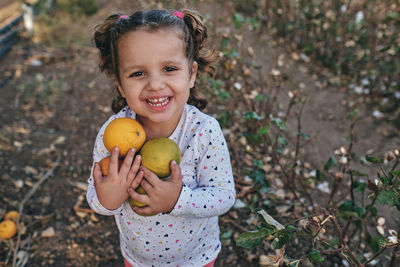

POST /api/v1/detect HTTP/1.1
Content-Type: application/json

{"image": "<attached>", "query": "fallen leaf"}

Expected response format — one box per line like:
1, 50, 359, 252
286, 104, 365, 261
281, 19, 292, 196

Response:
41, 227, 55, 237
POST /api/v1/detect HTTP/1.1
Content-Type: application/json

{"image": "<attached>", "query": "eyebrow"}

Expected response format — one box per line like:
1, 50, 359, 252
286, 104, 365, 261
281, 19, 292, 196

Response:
122, 60, 185, 73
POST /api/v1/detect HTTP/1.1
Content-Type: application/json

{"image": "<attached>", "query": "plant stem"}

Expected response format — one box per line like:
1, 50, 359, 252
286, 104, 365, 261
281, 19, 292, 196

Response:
363, 247, 387, 265
390, 245, 399, 267
330, 216, 363, 267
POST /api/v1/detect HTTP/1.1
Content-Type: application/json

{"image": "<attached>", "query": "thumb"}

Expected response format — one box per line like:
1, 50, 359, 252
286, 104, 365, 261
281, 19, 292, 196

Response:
169, 160, 182, 182
92, 162, 103, 185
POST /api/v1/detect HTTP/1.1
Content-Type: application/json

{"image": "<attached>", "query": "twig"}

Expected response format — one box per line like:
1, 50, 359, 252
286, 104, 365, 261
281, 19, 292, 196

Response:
390, 245, 400, 267
12, 155, 61, 267
220, 217, 249, 232
390, 157, 399, 172
363, 247, 387, 265
330, 216, 363, 267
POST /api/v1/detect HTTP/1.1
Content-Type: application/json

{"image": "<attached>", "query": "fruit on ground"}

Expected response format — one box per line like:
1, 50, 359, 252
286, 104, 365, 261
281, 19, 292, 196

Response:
129, 185, 146, 207
99, 156, 122, 176
139, 137, 181, 178
4, 211, 19, 222
103, 118, 146, 157
0, 220, 17, 239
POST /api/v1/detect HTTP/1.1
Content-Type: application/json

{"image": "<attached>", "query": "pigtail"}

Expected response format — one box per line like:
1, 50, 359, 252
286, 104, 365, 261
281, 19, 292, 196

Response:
181, 9, 218, 110
93, 14, 128, 113
93, 14, 119, 76
181, 9, 217, 77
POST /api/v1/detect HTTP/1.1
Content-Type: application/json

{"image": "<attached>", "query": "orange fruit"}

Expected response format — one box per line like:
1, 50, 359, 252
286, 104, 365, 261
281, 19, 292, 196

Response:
103, 118, 146, 157
140, 137, 181, 178
0, 220, 17, 239
4, 211, 19, 222
99, 156, 122, 176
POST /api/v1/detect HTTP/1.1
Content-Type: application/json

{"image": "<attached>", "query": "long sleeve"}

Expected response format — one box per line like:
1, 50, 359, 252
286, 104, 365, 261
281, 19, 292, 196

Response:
170, 117, 236, 218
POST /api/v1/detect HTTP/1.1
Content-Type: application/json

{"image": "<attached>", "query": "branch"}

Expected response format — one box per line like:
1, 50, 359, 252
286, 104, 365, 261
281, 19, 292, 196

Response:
330, 216, 363, 267
363, 247, 387, 265
12, 155, 61, 267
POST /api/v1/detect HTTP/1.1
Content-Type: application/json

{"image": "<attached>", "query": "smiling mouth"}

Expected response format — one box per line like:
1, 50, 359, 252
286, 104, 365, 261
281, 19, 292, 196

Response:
146, 96, 171, 107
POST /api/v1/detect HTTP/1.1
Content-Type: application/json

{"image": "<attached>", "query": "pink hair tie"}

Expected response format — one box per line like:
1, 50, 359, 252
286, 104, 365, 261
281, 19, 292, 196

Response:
173, 11, 184, 19
119, 15, 129, 20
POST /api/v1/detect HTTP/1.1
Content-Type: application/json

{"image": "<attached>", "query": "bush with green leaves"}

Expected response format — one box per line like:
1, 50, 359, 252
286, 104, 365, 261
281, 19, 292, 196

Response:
256, 0, 399, 124
204, 3, 400, 265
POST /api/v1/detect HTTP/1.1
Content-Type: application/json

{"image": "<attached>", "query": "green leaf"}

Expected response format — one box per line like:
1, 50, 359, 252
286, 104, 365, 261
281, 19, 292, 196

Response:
249, 168, 266, 183
348, 108, 358, 119
278, 134, 287, 146
378, 172, 393, 185
349, 169, 368, 177
220, 37, 229, 48
376, 190, 397, 206
258, 125, 269, 136
221, 231, 233, 240
316, 170, 325, 181
233, 13, 245, 29
338, 200, 363, 218
365, 155, 384, 164
368, 235, 387, 253
272, 227, 295, 249
269, 114, 286, 130
257, 209, 285, 230
352, 180, 367, 192
383, 12, 400, 23
366, 205, 378, 217
217, 90, 231, 102
391, 170, 400, 178
236, 227, 275, 249
253, 159, 263, 169
255, 94, 264, 102
324, 156, 338, 170
243, 111, 263, 120
308, 249, 325, 263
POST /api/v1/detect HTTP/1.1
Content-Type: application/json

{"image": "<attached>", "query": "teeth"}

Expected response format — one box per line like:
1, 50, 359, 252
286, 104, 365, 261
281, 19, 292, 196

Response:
147, 97, 170, 107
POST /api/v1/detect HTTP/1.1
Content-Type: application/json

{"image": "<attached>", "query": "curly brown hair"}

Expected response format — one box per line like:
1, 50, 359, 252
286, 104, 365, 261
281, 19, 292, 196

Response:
93, 9, 217, 113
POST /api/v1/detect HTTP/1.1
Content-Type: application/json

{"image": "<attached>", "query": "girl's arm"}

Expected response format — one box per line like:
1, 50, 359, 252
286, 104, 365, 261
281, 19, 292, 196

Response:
86, 119, 143, 215
169, 118, 236, 218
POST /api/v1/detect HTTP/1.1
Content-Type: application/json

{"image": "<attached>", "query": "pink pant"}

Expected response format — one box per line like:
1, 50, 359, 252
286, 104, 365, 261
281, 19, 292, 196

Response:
124, 257, 216, 267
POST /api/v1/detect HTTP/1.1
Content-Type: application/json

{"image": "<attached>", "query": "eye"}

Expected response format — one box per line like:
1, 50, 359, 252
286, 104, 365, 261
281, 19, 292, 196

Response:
129, 71, 144, 78
164, 66, 177, 72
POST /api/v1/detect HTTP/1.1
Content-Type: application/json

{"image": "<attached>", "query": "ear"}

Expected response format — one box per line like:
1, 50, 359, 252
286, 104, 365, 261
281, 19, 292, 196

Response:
117, 82, 126, 98
189, 61, 198, 88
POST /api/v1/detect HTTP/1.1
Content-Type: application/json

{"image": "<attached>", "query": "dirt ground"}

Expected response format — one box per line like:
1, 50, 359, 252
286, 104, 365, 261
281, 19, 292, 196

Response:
1, 1, 399, 266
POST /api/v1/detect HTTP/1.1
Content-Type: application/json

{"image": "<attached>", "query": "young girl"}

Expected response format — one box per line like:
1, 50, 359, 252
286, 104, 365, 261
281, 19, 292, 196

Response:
86, 9, 236, 267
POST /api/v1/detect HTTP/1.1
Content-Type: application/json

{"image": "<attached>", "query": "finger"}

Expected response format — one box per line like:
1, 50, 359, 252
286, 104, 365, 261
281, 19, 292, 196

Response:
128, 187, 149, 205
92, 163, 103, 184
129, 170, 144, 189
140, 178, 154, 193
132, 205, 155, 216
109, 147, 120, 174
126, 154, 141, 184
140, 166, 159, 186
169, 160, 182, 183
119, 148, 136, 178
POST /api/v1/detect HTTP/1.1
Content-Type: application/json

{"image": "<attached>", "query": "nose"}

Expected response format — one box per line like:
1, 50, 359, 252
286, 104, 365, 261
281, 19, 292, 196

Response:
146, 73, 165, 91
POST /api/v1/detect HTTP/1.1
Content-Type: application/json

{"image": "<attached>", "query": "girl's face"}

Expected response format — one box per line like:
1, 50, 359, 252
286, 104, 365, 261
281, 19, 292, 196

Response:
117, 28, 197, 136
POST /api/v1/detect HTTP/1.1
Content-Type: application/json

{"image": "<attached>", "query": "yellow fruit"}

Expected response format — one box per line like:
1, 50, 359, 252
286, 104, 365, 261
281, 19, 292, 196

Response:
4, 211, 19, 222
103, 118, 146, 158
0, 220, 17, 239
129, 185, 147, 207
139, 137, 181, 178
99, 156, 122, 176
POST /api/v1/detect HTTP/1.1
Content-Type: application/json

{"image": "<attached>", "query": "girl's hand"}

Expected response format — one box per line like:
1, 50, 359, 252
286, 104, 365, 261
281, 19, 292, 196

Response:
128, 160, 183, 215
93, 147, 143, 210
